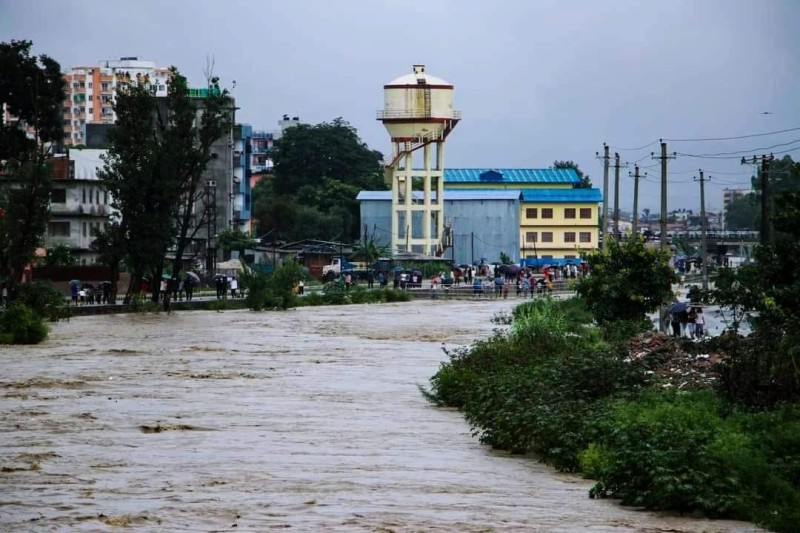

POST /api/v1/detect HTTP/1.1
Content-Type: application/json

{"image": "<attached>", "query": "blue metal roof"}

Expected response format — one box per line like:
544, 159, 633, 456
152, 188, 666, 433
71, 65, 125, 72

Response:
356, 190, 523, 201
444, 168, 580, 184
521, 188, 603, 203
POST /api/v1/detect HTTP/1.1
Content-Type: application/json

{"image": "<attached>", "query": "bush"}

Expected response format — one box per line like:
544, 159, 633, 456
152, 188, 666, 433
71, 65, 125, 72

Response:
586, 390, 800, 530
14, 281, 70, 321
576, 237, 675, 326
0, 303, 48, 344
129, 293, 158, 313
426, 297, 645, 471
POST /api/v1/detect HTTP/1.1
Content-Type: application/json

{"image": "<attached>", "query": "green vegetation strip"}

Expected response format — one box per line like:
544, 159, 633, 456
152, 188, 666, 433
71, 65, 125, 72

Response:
422, 297, 800, 532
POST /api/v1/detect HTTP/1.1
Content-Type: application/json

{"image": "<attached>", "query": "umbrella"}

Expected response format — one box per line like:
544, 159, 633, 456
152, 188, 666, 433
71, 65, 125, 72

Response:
670, 302, 688, 314
393, 266, 404, 273
70, 279, 80, 286
185, 271, 200, 282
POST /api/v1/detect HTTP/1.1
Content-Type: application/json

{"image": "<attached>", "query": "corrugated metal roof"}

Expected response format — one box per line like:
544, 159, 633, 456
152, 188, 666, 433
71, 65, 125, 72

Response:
356, 191, 393, 201
357, 190, 523, 201
521, 188, 603, 203
444, 168, 580, 184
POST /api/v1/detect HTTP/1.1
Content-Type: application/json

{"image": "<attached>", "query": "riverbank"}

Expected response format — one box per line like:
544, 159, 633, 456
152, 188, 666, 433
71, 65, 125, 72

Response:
0, 302, 760, 531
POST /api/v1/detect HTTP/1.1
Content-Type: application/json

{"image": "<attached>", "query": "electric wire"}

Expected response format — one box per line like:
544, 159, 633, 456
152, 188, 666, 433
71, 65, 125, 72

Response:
664, 126, 800, 143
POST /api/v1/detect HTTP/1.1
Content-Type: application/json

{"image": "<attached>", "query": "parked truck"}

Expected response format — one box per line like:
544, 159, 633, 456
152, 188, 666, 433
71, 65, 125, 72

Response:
322, 256, 370, 281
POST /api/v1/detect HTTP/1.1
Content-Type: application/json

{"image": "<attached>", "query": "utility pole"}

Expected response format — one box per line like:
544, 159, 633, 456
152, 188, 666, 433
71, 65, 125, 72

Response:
631, 165, 641, 236
652, 141, 676, 251
596, 144, 610, 249
741, 154, 775, 244
613, 152, 621, 239
652, 141, 676, 334
695, 170, 709, 291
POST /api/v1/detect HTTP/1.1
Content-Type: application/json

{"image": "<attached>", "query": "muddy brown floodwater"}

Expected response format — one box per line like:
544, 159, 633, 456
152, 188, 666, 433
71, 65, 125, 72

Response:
1, 301, 762, 532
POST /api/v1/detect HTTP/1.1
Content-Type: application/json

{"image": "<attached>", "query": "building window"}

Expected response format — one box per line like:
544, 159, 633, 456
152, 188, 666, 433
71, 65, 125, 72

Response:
96, 190, 100, 204
82, 189, 86, 203
541, 232, 553, 243
580, 208, 592, 219
525, 231, 537, 243
48, 221, 70, 237
580, 232, 592, 243
564, 208, 576, 219
564, 232, 576, 243
83, 222, 87, 237
51, 189, 67, 203
104, 191, 108, 205
542, 208, 553, 219
542, 255, 553, 259
526, 207, 538, 219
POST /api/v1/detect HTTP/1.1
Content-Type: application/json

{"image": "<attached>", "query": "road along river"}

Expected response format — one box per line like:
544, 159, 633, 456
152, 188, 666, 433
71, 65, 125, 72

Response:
0, 301, 761, 532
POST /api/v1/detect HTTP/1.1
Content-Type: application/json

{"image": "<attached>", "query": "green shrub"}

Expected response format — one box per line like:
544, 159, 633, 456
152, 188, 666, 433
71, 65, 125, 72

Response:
383, 289, 411, 302
129, 294, 158, 313
15, 281, 70, 321
0, 303, 48, 344
587, 390, 800, 529
208, 298, 229, 312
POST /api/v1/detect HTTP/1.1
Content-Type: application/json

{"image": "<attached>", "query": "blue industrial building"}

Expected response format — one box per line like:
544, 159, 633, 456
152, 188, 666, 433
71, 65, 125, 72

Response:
357, 189, 521, 266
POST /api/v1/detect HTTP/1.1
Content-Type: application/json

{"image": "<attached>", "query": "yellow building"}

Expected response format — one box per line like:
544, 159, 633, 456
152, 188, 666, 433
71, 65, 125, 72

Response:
443, 168, 602, 261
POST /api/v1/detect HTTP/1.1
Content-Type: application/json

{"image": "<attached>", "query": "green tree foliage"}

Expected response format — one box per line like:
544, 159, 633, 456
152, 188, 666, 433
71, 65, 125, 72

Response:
0, 40, 65, 299
98, 68, 230, 302
239, 261, 304, 310
576, 237, 675, 327
553, 160, 592, 188
350, 231, 390, 265
90, 221, 126, 303
725, 192, 759, 230
41, 243, 76, 266
217, 227, 257, 260
252, 119, 384, 242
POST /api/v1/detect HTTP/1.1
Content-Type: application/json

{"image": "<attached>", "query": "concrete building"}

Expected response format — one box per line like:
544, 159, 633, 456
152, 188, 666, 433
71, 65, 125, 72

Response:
443, 168, 601, 260
358, 189, 520, 266
358, 167, 602, 264
46, 148, 113, 264
61, 57, 170, 146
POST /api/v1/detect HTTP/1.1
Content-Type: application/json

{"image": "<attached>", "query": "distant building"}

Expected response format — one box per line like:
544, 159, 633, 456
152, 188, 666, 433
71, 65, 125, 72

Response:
358, 167, 602, 264
46, 148, 114, 264
61, 57, 170, 146
722, 187, 748, 227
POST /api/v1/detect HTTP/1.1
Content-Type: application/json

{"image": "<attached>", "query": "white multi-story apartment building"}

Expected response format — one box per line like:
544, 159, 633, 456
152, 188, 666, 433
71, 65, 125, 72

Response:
63, 57, 169, 146
46, 148, 115, 263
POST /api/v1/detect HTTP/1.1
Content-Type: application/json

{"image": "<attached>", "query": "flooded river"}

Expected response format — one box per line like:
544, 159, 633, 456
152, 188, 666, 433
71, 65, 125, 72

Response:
1, 301, 761, 532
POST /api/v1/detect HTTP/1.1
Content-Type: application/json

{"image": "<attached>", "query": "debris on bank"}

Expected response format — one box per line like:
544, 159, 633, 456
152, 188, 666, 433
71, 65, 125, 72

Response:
625, 331, 722, 389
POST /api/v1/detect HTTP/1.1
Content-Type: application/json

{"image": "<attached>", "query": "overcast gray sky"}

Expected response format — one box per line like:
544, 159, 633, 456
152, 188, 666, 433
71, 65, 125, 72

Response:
3, 0, 799, 213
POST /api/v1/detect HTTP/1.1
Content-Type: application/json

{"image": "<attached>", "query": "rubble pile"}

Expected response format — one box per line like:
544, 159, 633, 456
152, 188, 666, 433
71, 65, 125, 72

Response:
625, 331, 723, 389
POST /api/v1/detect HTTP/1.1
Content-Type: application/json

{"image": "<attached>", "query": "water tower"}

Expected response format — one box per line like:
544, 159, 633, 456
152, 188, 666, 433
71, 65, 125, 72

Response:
377, 64, 460, 256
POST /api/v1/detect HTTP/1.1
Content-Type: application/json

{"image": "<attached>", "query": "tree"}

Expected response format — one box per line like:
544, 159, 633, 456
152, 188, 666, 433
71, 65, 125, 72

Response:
254, 118, 384, 242
41, 244, 76, 266
576, 237, 676, 326
97, 68, 231, 302
351, 231, 390, 265
90, 221, 126, 303
0, 40, 65, 300
553, 160, 592, 188
217, 227, 257, 260
725, 192, 758, 230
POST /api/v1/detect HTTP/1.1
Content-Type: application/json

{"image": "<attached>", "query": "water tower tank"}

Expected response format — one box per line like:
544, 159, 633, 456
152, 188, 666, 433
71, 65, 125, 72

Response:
378, 64, 460, 142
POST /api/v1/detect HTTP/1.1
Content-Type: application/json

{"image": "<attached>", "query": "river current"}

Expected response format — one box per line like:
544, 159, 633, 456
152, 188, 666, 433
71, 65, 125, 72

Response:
0, 301, 761, 532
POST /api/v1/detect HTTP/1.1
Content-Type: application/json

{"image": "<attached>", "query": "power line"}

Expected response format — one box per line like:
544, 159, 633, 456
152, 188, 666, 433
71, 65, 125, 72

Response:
676, 138, 800, 158
677, 145, 800, 160
611, 140, 660, 151
664, 125, 800, 142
